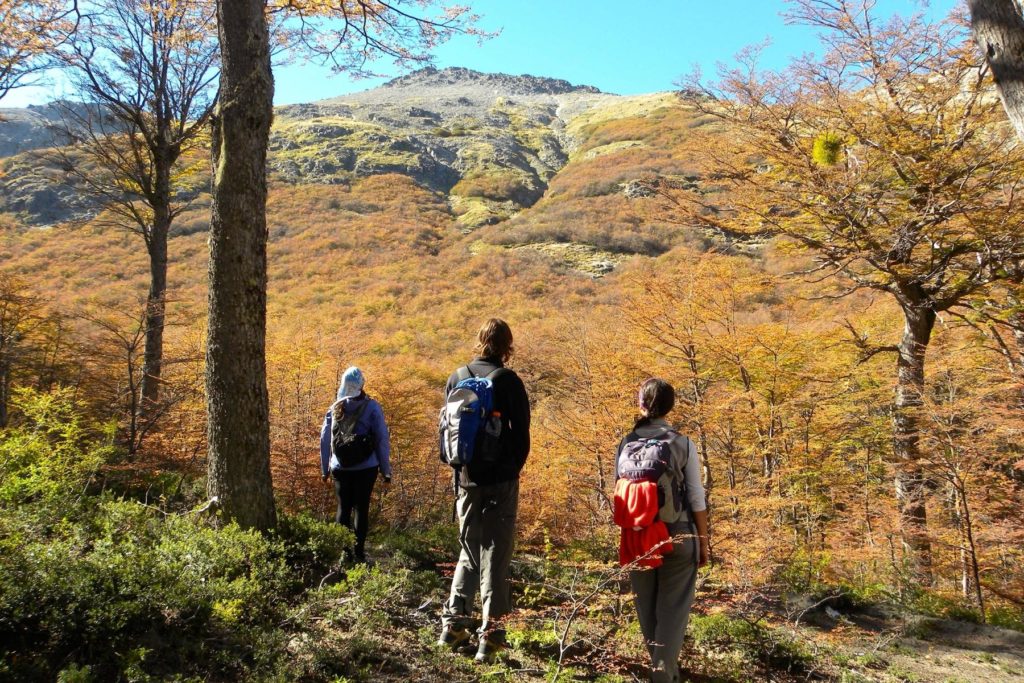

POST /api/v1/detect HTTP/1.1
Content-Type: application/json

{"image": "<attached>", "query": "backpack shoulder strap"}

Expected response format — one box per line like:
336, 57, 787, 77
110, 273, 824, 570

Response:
335, 398, 370, 433
670, 433, 693, 513
614, 430, 638, 477
485, 366, 509, 381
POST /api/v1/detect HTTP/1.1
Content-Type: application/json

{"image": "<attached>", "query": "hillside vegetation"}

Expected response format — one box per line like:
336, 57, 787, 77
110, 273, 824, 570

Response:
1, 54, 1023, 683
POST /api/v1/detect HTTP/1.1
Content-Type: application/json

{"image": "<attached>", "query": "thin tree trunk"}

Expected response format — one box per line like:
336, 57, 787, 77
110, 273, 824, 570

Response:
957, 478, 987, 621
893, 301, 935, 586
140, 212, 168, 417
952, 484, 970, 599
1010, 309, 1024, 412
969, 0, 1024, 141
0, 352, 9, 428
206, 0, 277, 531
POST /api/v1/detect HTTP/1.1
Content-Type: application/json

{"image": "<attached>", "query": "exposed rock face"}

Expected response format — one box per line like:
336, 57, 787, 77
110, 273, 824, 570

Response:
380, 66, 603, 96
0, 68, 623, 227
0, 105, 66, 158
271, 67, 618, 226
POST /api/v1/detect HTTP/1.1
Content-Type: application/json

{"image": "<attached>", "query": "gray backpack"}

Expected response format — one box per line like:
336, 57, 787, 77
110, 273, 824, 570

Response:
616, 430, 690, 523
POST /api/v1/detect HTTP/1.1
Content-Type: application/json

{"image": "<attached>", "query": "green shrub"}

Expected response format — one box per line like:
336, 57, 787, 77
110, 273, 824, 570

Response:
812, 131, 845, 166
911, 591, 983, 624
328, 563, 438, 631
507, 623, 560, 656
55, 664, 93, 683
0, 388, 117, 510
777, 548, 831, 595
0, 499, 293, 680
276, 511, 354, 583
988, 606, 1024, 633
374, 522, 459, 568
689, 612, 811, 673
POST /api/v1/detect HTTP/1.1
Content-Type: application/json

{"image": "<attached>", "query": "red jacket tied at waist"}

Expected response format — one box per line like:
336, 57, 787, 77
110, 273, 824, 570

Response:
613, 478, 672, 568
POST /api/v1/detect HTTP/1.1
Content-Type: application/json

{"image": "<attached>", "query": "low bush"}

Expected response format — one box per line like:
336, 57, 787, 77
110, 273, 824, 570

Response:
911, 591, 984, 625
0, 390, 367, 681
690, 612, 812, 673
0, 387, 116, 512
988, 606, 1024, 633
0, 498, 296, 680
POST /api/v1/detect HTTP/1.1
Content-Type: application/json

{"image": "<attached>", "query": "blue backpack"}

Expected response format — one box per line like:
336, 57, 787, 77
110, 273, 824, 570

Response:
439, 366, 505, 468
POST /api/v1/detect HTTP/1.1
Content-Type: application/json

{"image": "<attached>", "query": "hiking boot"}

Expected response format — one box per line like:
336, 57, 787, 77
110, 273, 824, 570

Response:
473, 633, 506, 664
437, 625, 471, 649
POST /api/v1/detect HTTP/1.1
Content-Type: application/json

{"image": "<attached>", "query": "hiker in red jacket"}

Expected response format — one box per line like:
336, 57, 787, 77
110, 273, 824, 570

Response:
615, 378, 709, 683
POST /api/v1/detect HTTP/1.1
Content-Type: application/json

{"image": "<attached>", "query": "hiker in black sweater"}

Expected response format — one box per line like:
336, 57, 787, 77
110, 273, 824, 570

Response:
437, 318, 530, 663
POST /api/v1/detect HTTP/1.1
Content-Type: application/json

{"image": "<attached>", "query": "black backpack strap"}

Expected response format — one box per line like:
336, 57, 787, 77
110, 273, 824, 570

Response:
613, 430, 637, 478
456, 366, 473, 381
337, 398, 370, 434
353, 399, 370, 425
484, 366, 509, 381
674, 433, 693, 514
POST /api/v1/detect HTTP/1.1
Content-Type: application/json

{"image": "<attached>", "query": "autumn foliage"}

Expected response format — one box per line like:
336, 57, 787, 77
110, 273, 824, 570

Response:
1, 0, 1023, 644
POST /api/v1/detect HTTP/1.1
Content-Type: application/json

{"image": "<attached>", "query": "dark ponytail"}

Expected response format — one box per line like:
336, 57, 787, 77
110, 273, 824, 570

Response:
633, 378, 675, 430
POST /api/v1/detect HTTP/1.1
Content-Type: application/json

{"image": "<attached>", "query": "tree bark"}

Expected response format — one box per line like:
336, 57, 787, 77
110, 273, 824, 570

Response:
969, 0, 1024, 141
206, 0, 276, 531
893, 300, 936, 586
0, 351, 9, 428
140, 209, 168, 417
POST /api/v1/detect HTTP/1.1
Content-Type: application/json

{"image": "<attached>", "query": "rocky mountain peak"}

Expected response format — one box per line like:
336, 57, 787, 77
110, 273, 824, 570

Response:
381, 66, 602, 96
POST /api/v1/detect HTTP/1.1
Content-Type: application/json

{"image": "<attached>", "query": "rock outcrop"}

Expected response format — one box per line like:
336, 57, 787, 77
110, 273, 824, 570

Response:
0, 68, 623, 228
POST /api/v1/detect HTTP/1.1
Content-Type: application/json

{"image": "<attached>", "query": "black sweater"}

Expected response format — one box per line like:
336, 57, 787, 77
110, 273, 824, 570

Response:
445, 356, 531, 487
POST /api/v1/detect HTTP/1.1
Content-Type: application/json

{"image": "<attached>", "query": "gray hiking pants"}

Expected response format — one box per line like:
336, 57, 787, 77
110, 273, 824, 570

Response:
441, 479, 519, 636
630, 522, 700, 683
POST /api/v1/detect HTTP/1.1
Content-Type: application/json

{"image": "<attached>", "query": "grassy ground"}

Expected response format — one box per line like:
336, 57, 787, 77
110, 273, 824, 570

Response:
295, 528, 1024, 683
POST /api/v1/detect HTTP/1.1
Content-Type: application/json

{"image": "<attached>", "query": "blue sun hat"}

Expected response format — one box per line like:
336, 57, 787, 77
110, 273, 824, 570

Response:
337, 366, 365, 400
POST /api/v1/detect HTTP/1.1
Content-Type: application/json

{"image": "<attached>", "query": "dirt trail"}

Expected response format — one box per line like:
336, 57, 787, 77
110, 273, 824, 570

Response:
798, 604, 1024, 682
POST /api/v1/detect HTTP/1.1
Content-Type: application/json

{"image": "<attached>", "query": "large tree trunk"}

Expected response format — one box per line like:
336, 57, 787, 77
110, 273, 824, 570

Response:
969, 0, 1024, 141
205, 0, 276, 531
893, 301, 936, 586
140, 208, 168, 418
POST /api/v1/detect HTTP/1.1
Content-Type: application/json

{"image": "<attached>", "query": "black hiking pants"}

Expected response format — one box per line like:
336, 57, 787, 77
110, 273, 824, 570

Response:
333, 467, 378, 559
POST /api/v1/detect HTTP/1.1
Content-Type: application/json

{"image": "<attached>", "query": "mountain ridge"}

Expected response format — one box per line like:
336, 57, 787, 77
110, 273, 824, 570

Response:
378, 66, 604, 95
1, 67, 679, 232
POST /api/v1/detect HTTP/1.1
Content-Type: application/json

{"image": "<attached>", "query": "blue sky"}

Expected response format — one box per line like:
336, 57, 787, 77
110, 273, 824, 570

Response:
3, 0, 960, 108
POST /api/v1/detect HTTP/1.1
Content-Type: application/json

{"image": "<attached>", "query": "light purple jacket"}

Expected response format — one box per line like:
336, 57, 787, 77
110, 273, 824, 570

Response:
319, 394, 392, 478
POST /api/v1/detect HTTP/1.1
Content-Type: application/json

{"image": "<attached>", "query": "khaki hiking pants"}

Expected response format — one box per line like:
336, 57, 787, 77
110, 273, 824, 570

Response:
630, 521, 700, 683
441, 479, 519, 636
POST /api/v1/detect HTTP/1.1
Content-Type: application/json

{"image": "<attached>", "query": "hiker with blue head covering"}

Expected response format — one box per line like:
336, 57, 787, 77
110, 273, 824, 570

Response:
319, 366, 392, 563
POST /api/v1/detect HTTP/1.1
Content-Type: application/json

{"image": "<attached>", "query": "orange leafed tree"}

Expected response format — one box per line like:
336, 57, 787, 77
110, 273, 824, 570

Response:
652, 0, 1024, 584
54, 0, 219, 425
0, 0, 75, 102
206, 0, 484, 530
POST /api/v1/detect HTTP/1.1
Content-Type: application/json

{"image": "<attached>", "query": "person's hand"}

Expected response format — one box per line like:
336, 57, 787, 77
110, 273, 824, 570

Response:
321, 474, 329, 483
382, 475, 392, 486
698, 538, 710, 568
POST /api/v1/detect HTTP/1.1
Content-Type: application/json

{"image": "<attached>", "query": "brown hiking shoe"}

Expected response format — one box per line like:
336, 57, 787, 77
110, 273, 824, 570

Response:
473, 633, 506, 663
437, 625, 471, 649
